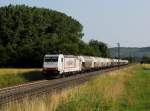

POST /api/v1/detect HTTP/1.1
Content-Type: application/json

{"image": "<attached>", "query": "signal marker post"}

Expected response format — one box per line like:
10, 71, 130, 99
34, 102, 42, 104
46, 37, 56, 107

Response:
117, 43, 120, 69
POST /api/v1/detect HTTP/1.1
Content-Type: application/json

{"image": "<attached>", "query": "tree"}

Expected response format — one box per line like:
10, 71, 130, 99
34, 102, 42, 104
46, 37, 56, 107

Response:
0, 5, 110, 67
141, 55, 150, 64
89, 39, 110, 57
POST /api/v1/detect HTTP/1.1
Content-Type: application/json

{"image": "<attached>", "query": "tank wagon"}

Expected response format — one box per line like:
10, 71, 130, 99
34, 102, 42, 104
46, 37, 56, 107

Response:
43, 54, 128, 77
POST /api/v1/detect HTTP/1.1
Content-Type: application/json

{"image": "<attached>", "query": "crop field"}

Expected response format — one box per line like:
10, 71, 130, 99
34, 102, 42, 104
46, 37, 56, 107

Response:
0, 68, 42, 76
3, 64, 150, 111
0, 68, 44, 88
141, 64, 150, 70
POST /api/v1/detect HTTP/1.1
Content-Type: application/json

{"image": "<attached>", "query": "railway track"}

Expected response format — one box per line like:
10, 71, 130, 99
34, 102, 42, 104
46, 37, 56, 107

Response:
0, 65, 129, 107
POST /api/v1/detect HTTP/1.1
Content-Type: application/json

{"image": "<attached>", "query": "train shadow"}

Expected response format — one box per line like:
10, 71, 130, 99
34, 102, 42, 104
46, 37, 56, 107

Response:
18, 70, 45, 81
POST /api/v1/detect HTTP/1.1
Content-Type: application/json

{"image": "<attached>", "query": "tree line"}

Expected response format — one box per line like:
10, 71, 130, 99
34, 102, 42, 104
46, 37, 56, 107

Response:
141, 56, 150, 64
0, 5, 110, 67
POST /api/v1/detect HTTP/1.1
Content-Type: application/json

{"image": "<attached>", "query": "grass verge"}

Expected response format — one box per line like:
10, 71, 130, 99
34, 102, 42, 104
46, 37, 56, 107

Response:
2, 64, 150, 111
0, 69, 44, 88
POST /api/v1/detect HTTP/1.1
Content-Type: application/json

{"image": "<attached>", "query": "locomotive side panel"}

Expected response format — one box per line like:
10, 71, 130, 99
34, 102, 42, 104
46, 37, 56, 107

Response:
63, 55, 81, 73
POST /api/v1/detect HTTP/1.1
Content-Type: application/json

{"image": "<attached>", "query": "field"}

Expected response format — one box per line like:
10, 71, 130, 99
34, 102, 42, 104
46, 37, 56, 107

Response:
0, 68, 44, 88
141, 64, 150, 70
3, 64, 150, 111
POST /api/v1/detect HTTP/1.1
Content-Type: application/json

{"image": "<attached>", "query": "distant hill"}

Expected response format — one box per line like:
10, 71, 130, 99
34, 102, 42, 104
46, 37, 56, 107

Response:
109, 47, 150, 58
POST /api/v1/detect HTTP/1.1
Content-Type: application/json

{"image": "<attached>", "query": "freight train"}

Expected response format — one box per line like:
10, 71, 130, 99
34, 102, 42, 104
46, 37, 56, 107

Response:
43, 54, 128, 77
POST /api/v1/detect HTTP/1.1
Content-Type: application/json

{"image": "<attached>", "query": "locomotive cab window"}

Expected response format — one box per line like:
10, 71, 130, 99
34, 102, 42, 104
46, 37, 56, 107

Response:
44, 57, 58, 62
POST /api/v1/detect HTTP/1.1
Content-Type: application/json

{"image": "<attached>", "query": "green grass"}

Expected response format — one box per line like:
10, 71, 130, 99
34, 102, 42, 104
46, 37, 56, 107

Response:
3, 65, 150, 111
0, 69, 45, 88
55, 65, 150, 111
124, 66, 150, 111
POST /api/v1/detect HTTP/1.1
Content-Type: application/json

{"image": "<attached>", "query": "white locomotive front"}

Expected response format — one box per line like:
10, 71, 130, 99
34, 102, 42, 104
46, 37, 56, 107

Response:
43, 54, 81, 76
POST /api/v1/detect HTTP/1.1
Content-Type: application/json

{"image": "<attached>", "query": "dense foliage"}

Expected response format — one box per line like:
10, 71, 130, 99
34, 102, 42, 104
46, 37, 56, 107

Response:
141, 56, 150, 64
89, 40, 110, 57
0, 5, 109, 67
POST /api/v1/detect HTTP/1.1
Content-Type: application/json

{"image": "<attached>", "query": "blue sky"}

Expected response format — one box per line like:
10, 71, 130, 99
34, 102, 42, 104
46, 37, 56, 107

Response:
0, 0, 150, 47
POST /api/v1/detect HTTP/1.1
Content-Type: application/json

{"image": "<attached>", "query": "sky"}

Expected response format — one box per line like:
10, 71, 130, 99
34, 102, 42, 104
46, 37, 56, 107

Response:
0, 0, 150, 47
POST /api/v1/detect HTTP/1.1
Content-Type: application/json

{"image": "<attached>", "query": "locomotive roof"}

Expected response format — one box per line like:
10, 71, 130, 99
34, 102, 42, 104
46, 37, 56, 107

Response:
44, 54, 78, 58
